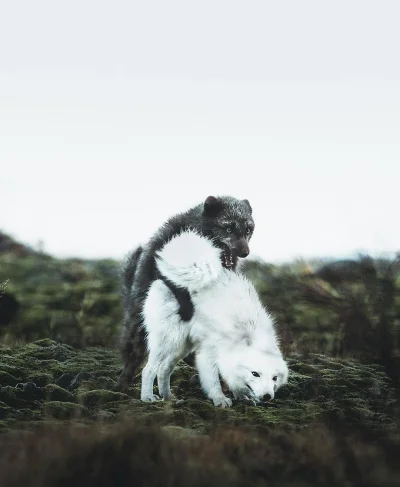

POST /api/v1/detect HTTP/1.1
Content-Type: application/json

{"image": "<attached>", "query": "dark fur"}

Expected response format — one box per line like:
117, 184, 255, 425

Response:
115, 195, 255, 391
156, 271, 194, 321
120, 246, 143, 309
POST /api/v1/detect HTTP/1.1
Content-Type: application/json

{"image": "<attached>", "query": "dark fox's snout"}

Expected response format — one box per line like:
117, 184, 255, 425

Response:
235, 240, 250, 258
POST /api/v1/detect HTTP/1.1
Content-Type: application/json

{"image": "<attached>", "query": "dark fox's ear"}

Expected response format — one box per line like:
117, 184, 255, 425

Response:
242, 199, 252, 213
203, 196, 223, 216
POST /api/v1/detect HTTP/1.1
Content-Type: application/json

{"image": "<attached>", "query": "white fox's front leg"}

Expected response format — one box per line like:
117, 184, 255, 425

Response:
196, 349, 232, 408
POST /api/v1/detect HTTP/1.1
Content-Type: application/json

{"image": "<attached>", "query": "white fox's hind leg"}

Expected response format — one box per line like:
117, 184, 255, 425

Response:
140, 354, 161, 402
142, 337, 189, 402
196, 349, 232, 408
141, 278, 191, 402
157, 350, 186, 401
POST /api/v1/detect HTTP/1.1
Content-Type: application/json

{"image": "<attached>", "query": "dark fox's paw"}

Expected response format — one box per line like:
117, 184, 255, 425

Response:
114, 379, 129, 393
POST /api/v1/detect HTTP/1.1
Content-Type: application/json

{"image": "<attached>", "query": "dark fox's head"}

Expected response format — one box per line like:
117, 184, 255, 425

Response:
201, 195, 255, 268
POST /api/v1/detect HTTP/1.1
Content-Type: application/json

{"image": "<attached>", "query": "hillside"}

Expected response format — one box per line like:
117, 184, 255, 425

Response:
0, 232, 399, 486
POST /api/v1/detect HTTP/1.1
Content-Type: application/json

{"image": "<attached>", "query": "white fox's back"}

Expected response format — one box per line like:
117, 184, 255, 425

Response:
190, 269, 279, 354
154, 230, 279, 355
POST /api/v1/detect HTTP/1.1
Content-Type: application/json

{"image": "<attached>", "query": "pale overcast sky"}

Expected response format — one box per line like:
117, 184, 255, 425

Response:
1, 1, 399, 263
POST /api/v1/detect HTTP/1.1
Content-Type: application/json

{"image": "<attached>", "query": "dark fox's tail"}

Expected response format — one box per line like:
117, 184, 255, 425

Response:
116, 245, 147, 391
120, 246, 143, 309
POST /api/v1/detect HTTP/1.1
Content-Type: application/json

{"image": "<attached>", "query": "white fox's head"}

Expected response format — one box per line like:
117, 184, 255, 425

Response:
217, 346, 289, 403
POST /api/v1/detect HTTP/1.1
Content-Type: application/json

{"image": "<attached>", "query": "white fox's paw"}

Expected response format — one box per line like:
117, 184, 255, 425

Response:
212, 395, 232, 408
162, 392, 176, 402
141, 394, 161, 403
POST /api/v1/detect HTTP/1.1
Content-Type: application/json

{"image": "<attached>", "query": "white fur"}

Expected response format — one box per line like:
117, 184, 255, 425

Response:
155, 230, 222, 292
141, 231, 289, 407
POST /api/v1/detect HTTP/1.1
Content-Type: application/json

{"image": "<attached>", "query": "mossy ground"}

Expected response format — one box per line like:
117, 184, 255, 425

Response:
1, 235, 400, 485
0, 341, 399, 486
0, 339, 397, 437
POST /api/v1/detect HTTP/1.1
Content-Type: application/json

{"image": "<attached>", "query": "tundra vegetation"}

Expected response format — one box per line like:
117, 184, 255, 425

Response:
0, 230, 399, 486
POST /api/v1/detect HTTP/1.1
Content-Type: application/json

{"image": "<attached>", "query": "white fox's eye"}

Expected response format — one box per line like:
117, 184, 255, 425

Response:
273, 375, 278, 381
251, 371, 260, 377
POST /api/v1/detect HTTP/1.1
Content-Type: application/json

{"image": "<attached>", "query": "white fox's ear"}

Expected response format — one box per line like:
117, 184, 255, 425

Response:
242, 199, 252, 213
203, 196, 223, 217
239, 333, 252, 347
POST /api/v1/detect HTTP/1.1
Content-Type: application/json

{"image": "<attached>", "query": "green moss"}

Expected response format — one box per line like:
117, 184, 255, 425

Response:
11, 408, 43, 422
32, 338, 61, 347
20, 341, 75, 362
181, 398, 219, 421
0, 386, 40, 408
289, 362, 320, 375
0, 371, 18, 386
77, 390, 130, 408
43, 384, 75, 403
75, 376, 116, 394
17, 306, 51, 340
25, 372, 53, 387
0, 339, 396, 436
0, 363, 23, 381
43, 401, 87, 420
0, 401, 10, 419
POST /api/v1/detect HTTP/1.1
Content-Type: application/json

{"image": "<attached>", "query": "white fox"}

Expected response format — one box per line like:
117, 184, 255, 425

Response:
140, 230, 289, 407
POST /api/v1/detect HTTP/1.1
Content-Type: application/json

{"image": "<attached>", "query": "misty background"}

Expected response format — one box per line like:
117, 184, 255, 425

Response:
1, 1, 399, 263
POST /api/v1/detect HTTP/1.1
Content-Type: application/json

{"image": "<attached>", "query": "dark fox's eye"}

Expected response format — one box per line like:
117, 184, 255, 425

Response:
226, 227, 232, 233
246, 227, 251, 235
252, 371, 260, 377
273, 376, 278, 381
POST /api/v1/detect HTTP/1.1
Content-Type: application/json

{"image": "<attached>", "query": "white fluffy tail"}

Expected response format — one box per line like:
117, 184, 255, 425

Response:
155, 230, 222, 292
